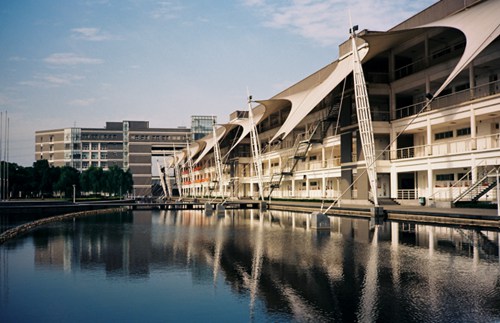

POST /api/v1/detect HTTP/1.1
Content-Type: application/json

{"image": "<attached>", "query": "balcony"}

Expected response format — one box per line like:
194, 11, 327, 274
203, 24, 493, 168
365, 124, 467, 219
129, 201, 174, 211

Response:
396, 79, 500, 119
392, 133, 500, 160
394, 39, 465, 80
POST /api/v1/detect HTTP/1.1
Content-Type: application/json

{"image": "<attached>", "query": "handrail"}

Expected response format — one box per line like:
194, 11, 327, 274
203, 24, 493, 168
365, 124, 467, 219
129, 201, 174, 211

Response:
392, 133, 500, 160
452, 166, 497, 203
429, 160, 486, 201
395, 79, 500, 120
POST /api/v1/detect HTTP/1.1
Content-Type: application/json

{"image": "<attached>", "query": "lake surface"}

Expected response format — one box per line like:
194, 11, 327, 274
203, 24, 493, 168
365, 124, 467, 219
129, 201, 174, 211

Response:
1, 209, 500, 322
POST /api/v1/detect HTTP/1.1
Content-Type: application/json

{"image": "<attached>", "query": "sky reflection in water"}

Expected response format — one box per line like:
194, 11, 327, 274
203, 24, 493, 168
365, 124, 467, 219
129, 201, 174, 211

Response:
1, 209, 500, 322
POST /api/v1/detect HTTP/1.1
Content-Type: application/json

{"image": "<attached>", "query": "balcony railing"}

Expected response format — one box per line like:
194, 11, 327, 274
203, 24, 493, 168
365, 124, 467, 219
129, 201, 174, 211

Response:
394, 39, 465, 80
392, 133, 500, 160
395, 79, 500, 120
398, 189, 417, 200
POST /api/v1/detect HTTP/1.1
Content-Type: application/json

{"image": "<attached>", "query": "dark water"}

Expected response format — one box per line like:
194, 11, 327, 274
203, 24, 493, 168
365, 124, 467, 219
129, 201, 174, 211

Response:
1, 209, 500, 322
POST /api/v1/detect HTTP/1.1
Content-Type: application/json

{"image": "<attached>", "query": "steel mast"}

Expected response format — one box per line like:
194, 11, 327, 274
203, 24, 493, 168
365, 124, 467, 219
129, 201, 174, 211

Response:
248, 94, 264, 201
350, 24, 379, 206
212, 121, 224, 198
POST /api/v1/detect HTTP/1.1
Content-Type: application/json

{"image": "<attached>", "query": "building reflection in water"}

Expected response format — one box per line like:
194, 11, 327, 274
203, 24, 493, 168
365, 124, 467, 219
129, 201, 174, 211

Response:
26, 209, 500, 321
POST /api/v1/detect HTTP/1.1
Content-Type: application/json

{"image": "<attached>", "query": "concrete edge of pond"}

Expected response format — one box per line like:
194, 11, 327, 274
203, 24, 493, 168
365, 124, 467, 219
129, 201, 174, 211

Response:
0, 207, 126, 245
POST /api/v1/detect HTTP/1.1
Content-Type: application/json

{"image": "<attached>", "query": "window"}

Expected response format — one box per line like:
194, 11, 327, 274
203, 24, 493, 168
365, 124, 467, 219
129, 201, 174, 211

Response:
435, 131, 453, 140
456, 127, 471, 137
91, 143, 99, 150
436, 174, 454, 181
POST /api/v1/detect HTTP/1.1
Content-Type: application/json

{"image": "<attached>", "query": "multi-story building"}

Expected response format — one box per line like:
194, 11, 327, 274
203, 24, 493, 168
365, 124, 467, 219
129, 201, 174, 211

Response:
35, 121, 190, 196
180, 0, 500, 207
191, 115, 217, 140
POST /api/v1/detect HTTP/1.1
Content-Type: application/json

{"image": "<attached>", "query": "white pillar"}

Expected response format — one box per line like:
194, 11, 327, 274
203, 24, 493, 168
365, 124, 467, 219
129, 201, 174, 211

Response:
470, 105, 477, 150
322, 176, 326, 199
391, 167, 398, 199
321, 146, 326, 168
427, 162, 433, 201
427, 117, 432, 156
390, 128, 397, 160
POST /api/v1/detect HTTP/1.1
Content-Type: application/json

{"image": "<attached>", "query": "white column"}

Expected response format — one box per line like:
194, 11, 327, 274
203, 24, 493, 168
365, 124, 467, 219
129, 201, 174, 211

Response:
427, 162, 433, 201
391, 167, 398, 199
390, 128, 397, 160
321, 146, 326, 168
322, 176, 326, 199
470, 105, 477, 150
426, 117, 432, 156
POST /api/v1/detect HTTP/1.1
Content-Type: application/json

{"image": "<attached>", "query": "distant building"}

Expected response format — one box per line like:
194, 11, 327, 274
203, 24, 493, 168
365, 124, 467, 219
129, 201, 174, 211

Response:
35, 121, 191, 196
191, 115, 217, 140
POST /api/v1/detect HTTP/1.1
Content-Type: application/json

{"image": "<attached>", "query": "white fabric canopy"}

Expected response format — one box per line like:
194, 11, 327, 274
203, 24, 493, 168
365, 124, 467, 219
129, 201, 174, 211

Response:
270, 46, 368, 142
422, 0, 500, 97
268, 1, 499, 142
173, 150, 186, 166
193, 125, 228, 165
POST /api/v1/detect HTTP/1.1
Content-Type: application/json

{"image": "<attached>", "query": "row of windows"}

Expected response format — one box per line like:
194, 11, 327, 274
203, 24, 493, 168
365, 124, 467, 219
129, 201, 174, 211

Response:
131, 134, 187, 141
434, 127, 471, 140
81, 133, 119, 140
436, 173, 471, 181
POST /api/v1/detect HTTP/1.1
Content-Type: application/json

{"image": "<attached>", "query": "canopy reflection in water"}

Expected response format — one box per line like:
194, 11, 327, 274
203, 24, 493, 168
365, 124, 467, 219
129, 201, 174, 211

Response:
1, 209, 500, 322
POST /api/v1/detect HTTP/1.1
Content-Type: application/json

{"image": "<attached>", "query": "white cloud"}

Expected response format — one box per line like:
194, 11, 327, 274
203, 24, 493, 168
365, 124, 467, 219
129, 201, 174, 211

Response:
71, 27, 114, 41
69, 98, 96, 106
44, 53, 104, 65
151, 1, 184, 20
9, 56, 27, 62
243, 0, 436, 47
19, 73, 84, 88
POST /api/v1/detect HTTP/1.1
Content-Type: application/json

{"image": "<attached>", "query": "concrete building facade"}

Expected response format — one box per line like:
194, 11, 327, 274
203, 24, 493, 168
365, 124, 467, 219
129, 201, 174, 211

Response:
178, 0, 500, 207
35, 121, 190, 196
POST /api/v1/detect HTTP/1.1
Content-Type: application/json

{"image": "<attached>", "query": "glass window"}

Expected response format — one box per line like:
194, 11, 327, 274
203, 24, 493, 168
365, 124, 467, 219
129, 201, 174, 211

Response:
436, 174, 454, 181
434, 131, 453, 140
456, 127, 471, 136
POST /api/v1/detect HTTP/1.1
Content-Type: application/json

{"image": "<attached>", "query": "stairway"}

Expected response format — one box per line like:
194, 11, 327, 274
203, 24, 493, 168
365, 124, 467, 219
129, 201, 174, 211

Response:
453, 168, 498, 204
376, 198, 400, 206
267, 104, 340, 198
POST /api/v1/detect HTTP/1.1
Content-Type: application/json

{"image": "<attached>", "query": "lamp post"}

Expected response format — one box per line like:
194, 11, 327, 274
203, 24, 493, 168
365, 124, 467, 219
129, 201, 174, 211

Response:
73, 184, 76, 204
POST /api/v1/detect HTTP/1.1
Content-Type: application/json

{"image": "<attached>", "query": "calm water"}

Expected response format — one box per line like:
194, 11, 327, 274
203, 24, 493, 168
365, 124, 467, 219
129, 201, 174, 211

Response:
1, 209, 500, 322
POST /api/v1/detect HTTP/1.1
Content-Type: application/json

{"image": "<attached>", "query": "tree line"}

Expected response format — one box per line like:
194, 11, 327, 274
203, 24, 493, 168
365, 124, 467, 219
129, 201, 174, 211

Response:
6, 160, 133, 199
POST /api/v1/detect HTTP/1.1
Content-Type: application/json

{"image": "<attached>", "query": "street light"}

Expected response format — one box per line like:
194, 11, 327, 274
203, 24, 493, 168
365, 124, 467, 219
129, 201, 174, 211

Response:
73, 184, 76, 204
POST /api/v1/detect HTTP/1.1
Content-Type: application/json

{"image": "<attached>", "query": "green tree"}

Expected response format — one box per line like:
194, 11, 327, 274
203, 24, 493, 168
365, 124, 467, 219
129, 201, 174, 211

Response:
54, 166, 80, 198
32, 160, 54, 197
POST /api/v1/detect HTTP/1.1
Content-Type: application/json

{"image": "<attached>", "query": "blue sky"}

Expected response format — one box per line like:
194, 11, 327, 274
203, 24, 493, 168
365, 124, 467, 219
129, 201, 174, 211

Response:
0, 0, 436, 166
